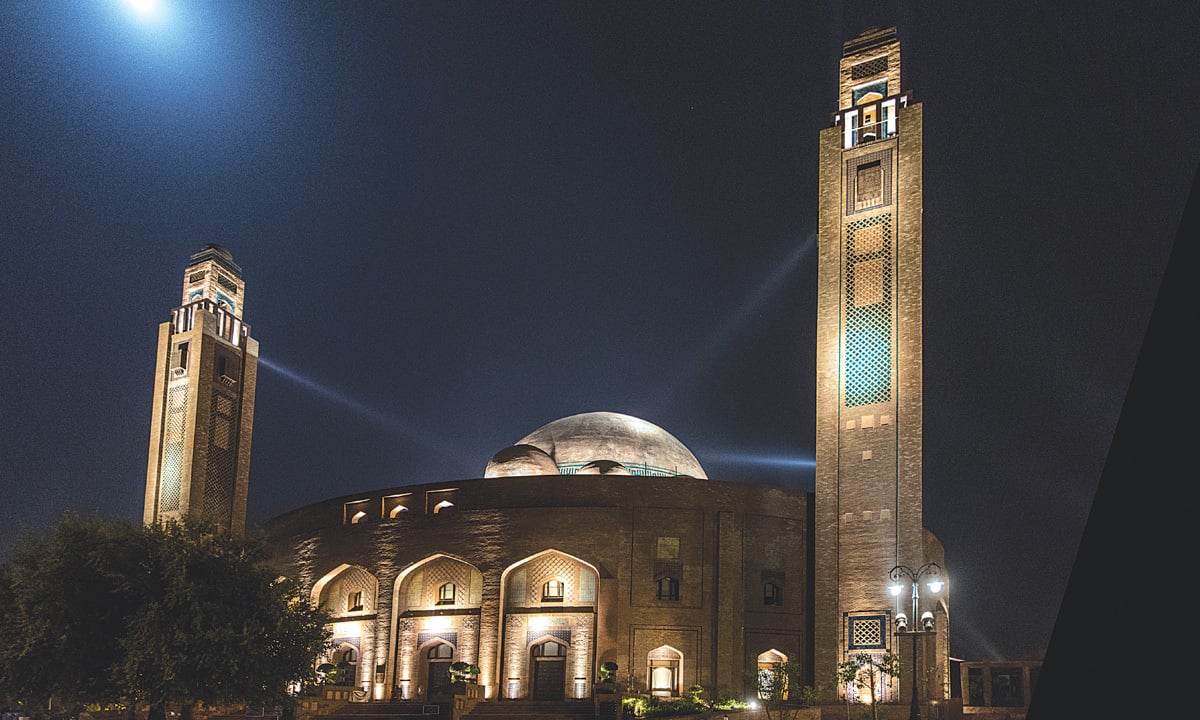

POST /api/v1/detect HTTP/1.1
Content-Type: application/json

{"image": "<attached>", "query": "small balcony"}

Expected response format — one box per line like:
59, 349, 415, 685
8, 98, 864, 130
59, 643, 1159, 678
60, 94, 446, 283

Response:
169, 298, 251, 347
834, 92, 911, 149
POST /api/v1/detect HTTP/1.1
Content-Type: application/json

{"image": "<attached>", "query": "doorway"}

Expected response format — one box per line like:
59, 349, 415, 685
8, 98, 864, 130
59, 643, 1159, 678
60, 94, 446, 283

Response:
425, 642, 454, 699
531, 639, 567, 700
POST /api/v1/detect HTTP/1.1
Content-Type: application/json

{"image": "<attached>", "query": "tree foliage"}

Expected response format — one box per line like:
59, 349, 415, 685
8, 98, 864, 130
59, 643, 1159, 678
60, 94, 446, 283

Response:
0, 514, 331, 718
0, 513, 143, 708
749, 660, 818, 720
446, 661, 479, 684
834, 652, 901, 720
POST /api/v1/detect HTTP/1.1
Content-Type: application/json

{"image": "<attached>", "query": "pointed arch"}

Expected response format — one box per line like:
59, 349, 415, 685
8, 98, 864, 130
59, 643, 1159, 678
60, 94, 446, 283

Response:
496, 549, 601, 700
311, 563, 378, 616
387, 554, 484, 702
498, 548, 600, 609
647, 645, 683, 698
757, 649, 789, 700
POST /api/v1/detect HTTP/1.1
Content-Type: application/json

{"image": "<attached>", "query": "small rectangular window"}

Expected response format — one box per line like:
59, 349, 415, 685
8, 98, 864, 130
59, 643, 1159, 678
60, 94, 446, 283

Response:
848, 615, 886, 649
542, 579, 565, 601
344, 499, 371, 525
215, 353, 239, 383
856, 160, 883, 209
176, 342, 189, 370
656, 577, 679, 601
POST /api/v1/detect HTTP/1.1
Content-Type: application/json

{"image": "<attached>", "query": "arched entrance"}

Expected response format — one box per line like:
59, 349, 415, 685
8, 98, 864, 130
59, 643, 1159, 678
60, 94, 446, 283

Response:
647, 645, 682, 698
390, 555, 484, 702
328, 643, 359, 687
757, 649, 789, 700
498, 549, 600, 700
530, 639, 567, 700
425, 642, 454, 700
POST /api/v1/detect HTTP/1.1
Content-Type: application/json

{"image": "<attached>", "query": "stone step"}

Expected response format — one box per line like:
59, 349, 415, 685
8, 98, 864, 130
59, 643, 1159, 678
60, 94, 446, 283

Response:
315, 702, 447, 719
461, 700, 595, 719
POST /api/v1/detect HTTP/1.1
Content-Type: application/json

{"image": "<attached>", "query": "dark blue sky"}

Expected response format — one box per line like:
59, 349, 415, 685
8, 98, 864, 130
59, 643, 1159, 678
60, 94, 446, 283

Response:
2, 0, 1196, 665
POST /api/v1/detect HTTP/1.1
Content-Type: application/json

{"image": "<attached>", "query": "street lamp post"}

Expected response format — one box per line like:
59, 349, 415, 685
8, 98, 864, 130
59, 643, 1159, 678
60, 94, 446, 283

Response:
888, 562, 943, 720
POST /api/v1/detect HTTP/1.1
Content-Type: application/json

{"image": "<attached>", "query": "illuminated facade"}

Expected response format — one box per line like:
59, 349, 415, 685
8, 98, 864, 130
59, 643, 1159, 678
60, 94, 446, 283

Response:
813, 26, 949, 703
263, 412, 812, 703
210, 25, 951, 710
143, 244, 259, 536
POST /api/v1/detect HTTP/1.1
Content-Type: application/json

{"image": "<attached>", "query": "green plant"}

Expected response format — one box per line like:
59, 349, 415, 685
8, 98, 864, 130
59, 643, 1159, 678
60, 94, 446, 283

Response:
835, 652, 900, 720
622, 694, 650, 717
618, 684, 737, 718
447, 662, 480, 684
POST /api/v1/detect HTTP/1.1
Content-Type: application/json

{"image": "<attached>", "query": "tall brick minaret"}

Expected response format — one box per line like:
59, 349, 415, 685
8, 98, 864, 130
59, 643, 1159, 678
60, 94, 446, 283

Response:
144, 244, 259, 535
813, 27, 949, 704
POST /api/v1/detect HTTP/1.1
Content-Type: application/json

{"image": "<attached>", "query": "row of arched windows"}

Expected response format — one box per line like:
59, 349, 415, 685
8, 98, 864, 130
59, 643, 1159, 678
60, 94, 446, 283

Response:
343, 578, 574, 612
350, 578, 779, 610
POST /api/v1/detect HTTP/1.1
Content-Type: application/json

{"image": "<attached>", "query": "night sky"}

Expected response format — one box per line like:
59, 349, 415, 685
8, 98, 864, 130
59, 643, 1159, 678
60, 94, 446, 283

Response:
2, 1, 1196, 667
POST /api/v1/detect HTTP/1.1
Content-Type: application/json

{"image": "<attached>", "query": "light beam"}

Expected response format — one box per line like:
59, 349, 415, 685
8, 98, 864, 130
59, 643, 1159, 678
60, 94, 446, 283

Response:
640, 229, 817, 413
703, 451, 816, 470
258, 355, 463, 463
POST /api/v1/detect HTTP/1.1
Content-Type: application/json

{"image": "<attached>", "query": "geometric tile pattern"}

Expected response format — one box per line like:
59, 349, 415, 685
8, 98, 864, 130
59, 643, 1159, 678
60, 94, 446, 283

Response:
844, 213, 893, 407
524, 553, 588, 605
158, 386, 188, 513
849, 614, 887, 650
851, 56, 888, 80
846, 149, 893, 215
203, 389, 237, 523
418, 557, 477, 609
526, 629, 571, 645
322, 565, 378, 614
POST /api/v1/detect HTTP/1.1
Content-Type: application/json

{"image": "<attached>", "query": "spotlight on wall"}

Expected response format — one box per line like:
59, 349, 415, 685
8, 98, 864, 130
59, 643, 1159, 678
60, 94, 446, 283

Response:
895, 613, 908, 631
920, 611, 934, 631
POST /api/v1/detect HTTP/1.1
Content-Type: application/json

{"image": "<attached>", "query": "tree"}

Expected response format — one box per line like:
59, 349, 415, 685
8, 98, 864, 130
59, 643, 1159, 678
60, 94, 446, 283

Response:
0, 513, 144, 712
0, 514, 331, 720
834, 652, 901, 720
116, 520, 331, 719
748, 660, 818, 720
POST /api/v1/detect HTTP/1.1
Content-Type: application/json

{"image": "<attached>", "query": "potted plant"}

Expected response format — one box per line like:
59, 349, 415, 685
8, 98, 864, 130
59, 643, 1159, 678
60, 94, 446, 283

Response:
448, 661, 480, 685
597, 661, 619, 691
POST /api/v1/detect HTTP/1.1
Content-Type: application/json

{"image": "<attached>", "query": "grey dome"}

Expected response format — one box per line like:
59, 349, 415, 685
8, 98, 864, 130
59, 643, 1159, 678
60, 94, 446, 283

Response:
483, 444, 560, 478
485, 411, 706, 479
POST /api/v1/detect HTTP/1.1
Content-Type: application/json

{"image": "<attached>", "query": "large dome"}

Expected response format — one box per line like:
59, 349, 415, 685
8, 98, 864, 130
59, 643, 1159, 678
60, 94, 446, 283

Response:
483, 411, 707, 479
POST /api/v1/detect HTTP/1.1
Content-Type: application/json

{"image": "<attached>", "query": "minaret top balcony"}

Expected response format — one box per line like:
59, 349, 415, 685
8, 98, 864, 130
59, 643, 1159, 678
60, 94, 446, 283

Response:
833, 91, 912, 149
833, 26, 907, 149
169, 298, 251, 348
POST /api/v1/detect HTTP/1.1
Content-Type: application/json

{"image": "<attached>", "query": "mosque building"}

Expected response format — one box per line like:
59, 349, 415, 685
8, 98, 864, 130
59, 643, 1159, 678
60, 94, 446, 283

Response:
144, 26, 950, 713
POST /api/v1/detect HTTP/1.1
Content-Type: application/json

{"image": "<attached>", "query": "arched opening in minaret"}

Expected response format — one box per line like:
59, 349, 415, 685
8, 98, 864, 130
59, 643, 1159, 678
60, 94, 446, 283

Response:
857, 90, 884, 140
